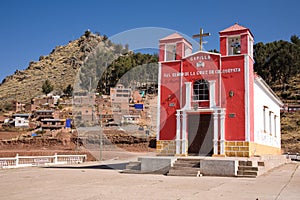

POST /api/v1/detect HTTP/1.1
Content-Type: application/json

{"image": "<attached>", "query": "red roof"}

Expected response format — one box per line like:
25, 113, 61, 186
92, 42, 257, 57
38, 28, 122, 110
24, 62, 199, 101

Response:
220, 23, 248, 33
159, 33, 184, 41
219, 23, 253, 37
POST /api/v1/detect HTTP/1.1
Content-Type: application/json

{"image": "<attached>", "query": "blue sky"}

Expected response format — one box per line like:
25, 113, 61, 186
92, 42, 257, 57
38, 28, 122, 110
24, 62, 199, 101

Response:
0, 0, 299, 82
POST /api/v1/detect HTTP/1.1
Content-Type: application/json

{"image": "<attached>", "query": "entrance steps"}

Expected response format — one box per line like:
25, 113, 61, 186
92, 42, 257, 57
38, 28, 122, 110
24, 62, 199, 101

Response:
121, 155, 290, 177
167, 158, 201, 177
237, 161, 260, 178
237, 155, 290, 178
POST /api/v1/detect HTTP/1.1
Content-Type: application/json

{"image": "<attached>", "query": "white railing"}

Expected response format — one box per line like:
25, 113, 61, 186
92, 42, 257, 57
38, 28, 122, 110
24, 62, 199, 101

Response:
0, 153, 87, 169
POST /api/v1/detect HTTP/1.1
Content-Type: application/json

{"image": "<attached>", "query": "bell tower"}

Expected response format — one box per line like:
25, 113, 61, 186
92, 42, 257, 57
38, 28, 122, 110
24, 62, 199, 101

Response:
159, 33, 192, 62
219, 23, 254, 57
219, 23, 255, 144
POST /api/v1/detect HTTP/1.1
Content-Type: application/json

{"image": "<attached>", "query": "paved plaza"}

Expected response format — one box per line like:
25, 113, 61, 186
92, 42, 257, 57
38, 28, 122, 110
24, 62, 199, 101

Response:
0, 161, 299, 200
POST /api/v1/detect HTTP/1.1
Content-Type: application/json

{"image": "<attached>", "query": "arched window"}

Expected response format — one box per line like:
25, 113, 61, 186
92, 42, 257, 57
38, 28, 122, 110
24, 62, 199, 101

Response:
193, 79, 209, 101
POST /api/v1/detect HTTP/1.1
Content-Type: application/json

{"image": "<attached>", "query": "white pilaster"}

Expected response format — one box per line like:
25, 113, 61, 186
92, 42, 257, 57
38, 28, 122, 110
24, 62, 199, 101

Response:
183, 82, 192, 110
213, 110, 219, 155
220, 109, 226, 155
156, 62, 162, 141
175, 110, 181, 154
244, 55, 250, 141
181, 111, 187, 155
209, 80, 216, 108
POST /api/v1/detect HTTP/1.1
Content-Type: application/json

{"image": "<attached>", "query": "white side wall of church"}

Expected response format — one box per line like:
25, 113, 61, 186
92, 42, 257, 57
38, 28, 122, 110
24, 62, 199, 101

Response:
253, 80, 281, 148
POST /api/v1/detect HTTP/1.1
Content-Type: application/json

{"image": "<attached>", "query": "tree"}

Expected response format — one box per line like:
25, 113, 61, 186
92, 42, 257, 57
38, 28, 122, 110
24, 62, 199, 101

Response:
63, 84, 73, 97
42, 80, 53, 96
254, 36, 300, 100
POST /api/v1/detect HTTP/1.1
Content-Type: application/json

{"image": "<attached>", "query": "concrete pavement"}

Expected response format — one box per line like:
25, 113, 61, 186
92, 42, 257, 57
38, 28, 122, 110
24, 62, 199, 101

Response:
0, 162, 299, 200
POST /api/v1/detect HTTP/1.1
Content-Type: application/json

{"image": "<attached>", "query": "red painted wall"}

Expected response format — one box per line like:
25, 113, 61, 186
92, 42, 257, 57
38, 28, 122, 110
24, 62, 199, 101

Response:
240, 35, 248, 54
159, 44, 165, 61
176, 42, 183, 60
159, 61, 181, 140
159, 27, 255, 143
220, 37, 227, 56
221, 55, 246, 141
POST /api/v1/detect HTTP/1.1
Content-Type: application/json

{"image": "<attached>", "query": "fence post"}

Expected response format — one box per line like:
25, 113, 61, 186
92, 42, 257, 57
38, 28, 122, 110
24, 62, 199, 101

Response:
16, 154, 19, 167
54, 153, 58, 164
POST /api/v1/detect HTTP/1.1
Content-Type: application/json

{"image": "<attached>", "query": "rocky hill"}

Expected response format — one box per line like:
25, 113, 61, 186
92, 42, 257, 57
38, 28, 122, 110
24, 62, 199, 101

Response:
0, 31, 104, 109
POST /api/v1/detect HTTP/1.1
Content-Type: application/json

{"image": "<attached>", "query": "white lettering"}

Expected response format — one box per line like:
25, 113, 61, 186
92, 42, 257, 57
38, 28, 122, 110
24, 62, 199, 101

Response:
189, 54, 211, 62
163, 68, 241, 78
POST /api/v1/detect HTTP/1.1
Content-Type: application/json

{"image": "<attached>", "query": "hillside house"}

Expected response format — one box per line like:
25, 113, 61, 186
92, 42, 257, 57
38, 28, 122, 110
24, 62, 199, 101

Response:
12, 113, 32, 127
35, 110, 54, 121
41, 119, 65, 130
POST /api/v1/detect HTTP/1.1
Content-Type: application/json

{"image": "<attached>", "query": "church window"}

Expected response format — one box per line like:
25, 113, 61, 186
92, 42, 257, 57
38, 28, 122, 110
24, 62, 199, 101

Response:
263, 106, 268, 133
274, 115, 277, 137
193, 79, 209, 101
269, 111, 272, 135
165, 44, 176, 61
228, 36, 241, 55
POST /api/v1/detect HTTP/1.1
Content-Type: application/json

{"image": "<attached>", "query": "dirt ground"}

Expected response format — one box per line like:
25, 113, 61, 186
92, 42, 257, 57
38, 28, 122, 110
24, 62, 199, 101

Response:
0, 130, 155, 161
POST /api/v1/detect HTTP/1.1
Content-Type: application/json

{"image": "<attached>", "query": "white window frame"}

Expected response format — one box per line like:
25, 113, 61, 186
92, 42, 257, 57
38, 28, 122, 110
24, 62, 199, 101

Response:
192, 79, 209, 102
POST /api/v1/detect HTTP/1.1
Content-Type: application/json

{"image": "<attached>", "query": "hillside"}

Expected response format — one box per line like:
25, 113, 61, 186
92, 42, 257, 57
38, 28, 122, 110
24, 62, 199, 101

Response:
0, 31, 299, 153
0, 31, 104, 110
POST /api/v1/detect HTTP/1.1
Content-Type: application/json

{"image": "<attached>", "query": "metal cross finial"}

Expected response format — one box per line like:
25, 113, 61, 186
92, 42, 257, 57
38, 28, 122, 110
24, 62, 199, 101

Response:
192, 28, 210, 51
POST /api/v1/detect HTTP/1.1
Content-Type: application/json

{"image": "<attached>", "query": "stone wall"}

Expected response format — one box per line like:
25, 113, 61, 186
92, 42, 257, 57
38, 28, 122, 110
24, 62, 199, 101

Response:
156, 140, 176, 155
225, 141, 281, 157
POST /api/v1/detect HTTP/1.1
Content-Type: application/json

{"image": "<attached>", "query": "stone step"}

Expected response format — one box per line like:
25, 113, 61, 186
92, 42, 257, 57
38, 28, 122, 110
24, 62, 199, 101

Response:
236, 174, 257, 178
176, 158, 201, 162
168, 169, 201, 177
237, 170, 258, 176
238, 166, 258, 171
173, 162, 200, 168
170, 166, 200, 172
258, 161, 265, 167
238, 161, 253, 166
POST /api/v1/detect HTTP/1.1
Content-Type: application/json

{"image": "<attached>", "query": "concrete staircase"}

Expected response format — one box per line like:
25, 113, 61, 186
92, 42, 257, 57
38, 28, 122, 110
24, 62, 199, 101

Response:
237, 161, 259, 178
237, 155, 290, 178
167, 158, 201, 177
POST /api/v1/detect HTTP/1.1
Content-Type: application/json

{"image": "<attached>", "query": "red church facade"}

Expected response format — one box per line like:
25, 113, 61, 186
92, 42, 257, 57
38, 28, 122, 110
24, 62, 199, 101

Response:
156, 24, 283, 157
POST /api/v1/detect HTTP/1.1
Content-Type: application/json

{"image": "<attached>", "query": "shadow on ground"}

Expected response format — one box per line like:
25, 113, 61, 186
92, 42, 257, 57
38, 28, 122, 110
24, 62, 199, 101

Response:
44, 162, 129, 170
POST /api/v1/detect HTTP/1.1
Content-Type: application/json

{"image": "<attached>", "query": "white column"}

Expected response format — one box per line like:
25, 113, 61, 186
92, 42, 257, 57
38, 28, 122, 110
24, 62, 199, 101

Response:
244, 55, 250, 141
181, 111, 187, 155
175, 110, 181, 155
183, 82, 192, 110
156, 62, 162, 141
208, 80, 216, 108
220, 109, 226, 155
213, 110, 219, 155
